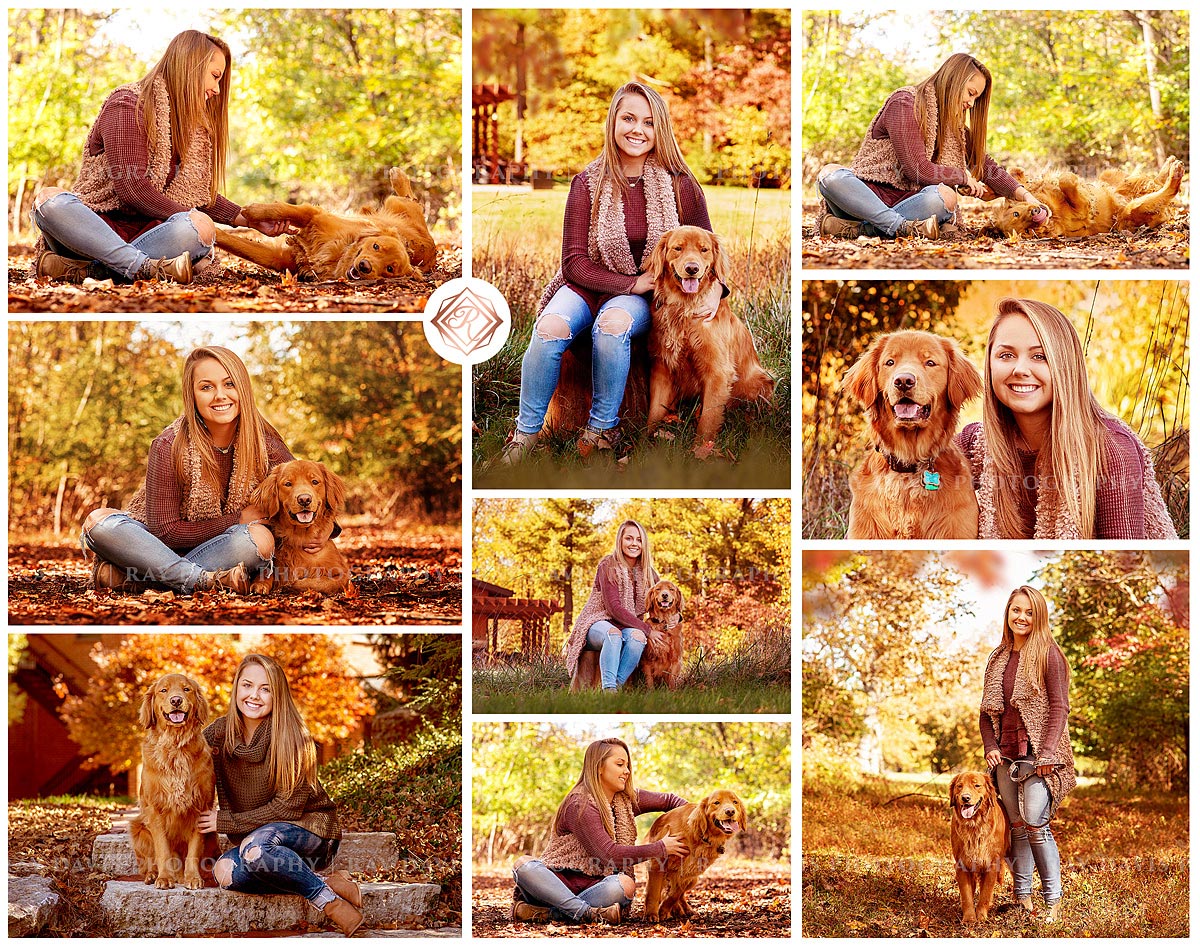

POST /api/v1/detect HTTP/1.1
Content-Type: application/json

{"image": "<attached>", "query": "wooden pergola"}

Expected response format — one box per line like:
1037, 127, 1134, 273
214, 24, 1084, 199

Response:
472, 578, 562, 657
471, 83, 523, 184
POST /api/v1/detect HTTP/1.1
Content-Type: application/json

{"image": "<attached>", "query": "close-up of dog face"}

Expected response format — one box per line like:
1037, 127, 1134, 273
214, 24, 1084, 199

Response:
992, 199, 1052, 235
139, 673, 209, 730
648, 579, 683, 617
344, 233, 412, 280
649, 225, 730, 294
254, 460, 347, 524
843, 330, 983, 435
949, 771, 994, 821
701, 789, 747, 837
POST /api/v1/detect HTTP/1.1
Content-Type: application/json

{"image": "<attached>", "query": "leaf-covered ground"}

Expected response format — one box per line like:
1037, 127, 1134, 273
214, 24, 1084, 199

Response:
8, 242, 462, 314
471, 861, 791, 938
800, 196, 1190, 270
8, 524, 461, 625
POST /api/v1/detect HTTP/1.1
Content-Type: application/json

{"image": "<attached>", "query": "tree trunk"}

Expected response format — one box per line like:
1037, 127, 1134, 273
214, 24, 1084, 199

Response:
857, 698, 883, 774
1135, 11, 1168, 164
514, 23, 526, 165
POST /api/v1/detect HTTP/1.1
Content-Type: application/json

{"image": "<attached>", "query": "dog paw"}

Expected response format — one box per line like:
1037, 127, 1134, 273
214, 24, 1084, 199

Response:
143, 873, 157, 886
154, 877, 175, 890
248, 579, 273, 595
184, 874, 203, 890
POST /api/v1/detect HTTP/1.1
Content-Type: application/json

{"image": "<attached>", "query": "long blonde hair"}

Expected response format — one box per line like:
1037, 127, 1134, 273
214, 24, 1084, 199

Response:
137, 30, 231, 203
612, 519, 656, 588
553, 738, 635, 840
983, 298, 1109, 538
175, 346, 279, 506
1000, 586, 1069, 694
593, 82, 696, 220
912, 52, 991, 179
223, 653, 317, 797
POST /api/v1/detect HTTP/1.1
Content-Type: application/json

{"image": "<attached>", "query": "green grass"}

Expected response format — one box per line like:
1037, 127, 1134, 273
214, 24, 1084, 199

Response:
473, 636, 792, 714
471, 184, 791, 488
802, 766, 1189, 937
12, 794, 130, 808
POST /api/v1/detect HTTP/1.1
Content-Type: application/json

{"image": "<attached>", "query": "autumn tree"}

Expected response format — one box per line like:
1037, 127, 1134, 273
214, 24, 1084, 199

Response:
1037, 550, 1189, 790
802, 551, 976, 773
59, 634, 373, 773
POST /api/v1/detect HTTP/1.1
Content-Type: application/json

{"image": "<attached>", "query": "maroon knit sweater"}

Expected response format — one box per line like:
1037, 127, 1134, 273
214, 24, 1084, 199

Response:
85, 88, 241, 242
955, 417, 1149, 539
143, 425, 292, 552
862, 90, 1021, 207
550, 788, 688, 894
980, 645, 1070, 764
561, 172, 711, 316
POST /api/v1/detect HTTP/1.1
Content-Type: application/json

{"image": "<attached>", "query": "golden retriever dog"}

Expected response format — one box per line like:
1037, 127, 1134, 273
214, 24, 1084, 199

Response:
249, 460, 351, 594
842, 330, 982, 539
215, 167, 436, 281
129, 673, 219, 890
644, 789, 747, 923
646, 226, 775, 458
641, 579, 684, 689
992, 156, 1183, 237
949, 771, 1010, 924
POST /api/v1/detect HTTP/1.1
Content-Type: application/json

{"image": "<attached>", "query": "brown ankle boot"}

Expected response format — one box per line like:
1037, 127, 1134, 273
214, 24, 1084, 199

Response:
325, 870, 362, 909
322, 896, 363, 936
36, 251, 105, 283
90, 559, 130, 591
137, 251, 193, 284
200, 563, 249, 593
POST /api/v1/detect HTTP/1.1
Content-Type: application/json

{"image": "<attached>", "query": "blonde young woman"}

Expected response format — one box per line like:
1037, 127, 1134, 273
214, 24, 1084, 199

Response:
979, 586, 1076, 924
80, 346, 290, 594
563, 520, 670, 691
815, 52, 1043, 240
200, 654, 362, 936
501, 81, 722, 462
511, 737, 689, 925
31, 30, 287, 284
956, 297, 1178, 539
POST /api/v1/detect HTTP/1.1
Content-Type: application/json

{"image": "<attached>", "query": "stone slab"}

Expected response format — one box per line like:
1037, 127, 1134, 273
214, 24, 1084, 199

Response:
9, 873, 63, 937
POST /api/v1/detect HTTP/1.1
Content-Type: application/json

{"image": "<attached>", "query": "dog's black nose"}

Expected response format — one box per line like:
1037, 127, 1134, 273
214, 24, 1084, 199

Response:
893, 373, 916, 392
357, 260, 372, 273
684, 263, 701, 276
170, 696, 183, 708
297, 493, 313, 507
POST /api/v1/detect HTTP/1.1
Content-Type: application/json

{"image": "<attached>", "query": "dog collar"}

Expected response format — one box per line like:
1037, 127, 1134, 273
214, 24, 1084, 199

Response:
875, 446, 941, 490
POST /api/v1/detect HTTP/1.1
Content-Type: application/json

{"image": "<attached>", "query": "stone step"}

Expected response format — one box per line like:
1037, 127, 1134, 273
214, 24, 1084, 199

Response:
8, 871, 63, 936
93, 830, 399, 877
99, 880, 441, 936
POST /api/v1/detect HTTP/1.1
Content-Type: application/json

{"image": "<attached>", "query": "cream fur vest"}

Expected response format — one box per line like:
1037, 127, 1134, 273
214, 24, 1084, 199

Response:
540, 788, 637, 876
563, 554, 655, 675
961, 419, 1178, 539
73, 78, 215, 215
981, 644, 1077, 814
852, 85, 967, 190
125, 417, 262, 525
537, 155, 680, 316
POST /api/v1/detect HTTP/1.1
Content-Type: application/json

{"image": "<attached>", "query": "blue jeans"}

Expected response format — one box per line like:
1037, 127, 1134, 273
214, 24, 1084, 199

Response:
513, 858, 631, 923
516, 285, 652, 434
585, 620, 646, 690
817, 167, 953, 237
30, 191, 213, 280
995, 760, 1062, 905
216, 823, 339, 907
81, 512, 268, 594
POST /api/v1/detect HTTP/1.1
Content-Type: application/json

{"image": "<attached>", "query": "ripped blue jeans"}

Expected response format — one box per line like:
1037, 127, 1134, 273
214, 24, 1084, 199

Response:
215, 822, 340, 907
81, 512, 268, 594
994, 759, 1062, 906
817, 167, 954, 238
30, 191, 213, 280
513, 858, 631, 922
585, 620, 646, 690
515, 286, 652, 434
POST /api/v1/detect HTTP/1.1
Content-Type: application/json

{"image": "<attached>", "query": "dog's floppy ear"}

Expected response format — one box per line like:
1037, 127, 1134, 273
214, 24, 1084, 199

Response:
647, 230, 674, 282
321, 465, 346, 514
709, 230, 730, 288
943, 337, 983, 410
139, 680, 158, 730
189, 676, 210, 725
842, 335, 886, 409
252, 467, 282, 520
736, 796, 748, 831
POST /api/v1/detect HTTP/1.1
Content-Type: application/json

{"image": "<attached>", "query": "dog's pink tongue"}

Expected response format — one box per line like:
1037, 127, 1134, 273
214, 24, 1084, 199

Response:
961, 803, 978, 820
681, 277, 700, 294
297, 510, 315, 524
893, 401, 923, 420
168, 711, 186, 723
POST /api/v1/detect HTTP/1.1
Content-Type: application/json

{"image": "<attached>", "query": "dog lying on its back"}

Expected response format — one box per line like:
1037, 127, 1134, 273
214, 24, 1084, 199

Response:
215, 167, 436, 281
992, 156, 1183, 237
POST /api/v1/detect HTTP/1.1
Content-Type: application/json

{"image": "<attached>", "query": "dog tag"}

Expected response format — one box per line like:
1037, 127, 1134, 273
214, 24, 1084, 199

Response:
923, 470, 940, 491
